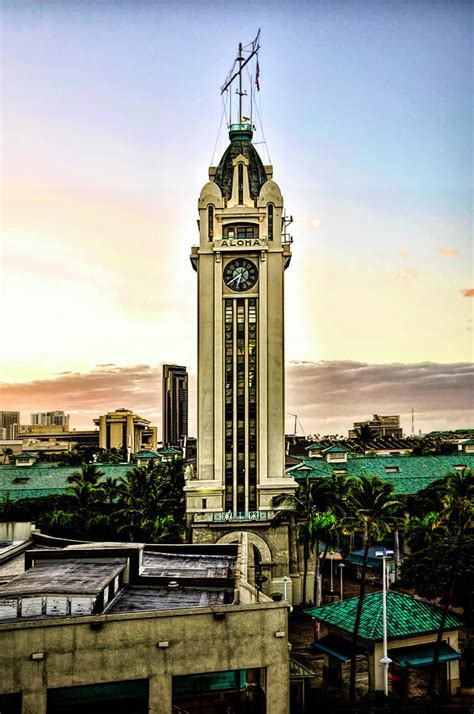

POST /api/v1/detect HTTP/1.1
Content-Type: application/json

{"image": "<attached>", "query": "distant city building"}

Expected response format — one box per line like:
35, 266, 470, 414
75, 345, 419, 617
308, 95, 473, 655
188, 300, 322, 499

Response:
31, 411, 70, 427
162, 365, 188, 447
349, 414, 403, 439
0, 411, 20, 440
93, 408, 157, 456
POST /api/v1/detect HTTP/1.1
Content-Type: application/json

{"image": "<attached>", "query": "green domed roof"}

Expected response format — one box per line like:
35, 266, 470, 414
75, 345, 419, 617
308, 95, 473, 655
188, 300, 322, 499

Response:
214, 128, 267, 201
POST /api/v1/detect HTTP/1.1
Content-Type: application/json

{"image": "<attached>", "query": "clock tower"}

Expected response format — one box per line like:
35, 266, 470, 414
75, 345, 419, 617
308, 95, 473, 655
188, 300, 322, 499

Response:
185, 39, 297, 598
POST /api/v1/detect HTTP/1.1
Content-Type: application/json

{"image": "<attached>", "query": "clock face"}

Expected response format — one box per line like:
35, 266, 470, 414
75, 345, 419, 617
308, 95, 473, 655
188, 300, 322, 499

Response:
223, 258, 258, 292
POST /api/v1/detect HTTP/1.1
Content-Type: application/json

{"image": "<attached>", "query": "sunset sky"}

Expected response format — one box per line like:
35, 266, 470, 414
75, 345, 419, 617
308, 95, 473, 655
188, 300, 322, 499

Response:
1, 0, 472, 436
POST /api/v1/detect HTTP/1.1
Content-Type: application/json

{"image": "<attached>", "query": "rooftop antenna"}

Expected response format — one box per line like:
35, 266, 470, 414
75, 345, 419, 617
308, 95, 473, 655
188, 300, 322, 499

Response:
411, 408, 415, 437
221, 30, 261, 126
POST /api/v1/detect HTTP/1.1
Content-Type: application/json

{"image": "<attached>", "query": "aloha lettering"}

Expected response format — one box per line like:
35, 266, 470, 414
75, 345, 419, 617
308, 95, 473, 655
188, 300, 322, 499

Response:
221, 238, 262, 247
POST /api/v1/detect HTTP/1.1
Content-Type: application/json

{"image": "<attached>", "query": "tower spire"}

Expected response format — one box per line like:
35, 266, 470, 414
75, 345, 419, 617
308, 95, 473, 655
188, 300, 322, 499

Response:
221, 30, 260, 132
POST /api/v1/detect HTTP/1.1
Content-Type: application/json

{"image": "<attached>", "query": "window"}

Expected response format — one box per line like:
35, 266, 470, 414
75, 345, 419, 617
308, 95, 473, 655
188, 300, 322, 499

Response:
268, 203, 274, 240
208, 205, 214, 240
385, 466, 399, 474
223, 224, 258, 240
238, 163, 244, 204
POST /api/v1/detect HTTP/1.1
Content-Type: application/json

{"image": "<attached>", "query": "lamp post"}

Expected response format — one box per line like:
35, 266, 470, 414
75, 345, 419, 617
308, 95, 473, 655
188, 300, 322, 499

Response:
330, 556, 334, 593
376, 549, 393, 696
338, 562, 345, 601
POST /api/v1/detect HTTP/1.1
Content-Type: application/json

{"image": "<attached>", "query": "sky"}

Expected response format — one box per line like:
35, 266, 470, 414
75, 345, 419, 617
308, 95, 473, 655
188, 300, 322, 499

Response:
1, 0, 473, 436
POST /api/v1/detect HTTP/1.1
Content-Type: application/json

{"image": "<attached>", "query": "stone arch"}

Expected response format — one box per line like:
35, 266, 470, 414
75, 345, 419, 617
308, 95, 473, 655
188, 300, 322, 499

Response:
216, 530, 272, 565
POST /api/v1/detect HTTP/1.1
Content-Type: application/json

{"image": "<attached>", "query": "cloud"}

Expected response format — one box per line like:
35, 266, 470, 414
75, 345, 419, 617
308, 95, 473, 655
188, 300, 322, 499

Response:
286, 360, 474, 435
436, 247, 460, 257
1, 361, 472, 438
399, 250, 409, 257
461, 289, 474, 298
395, 266, 419, 282
311, 217, 323, 230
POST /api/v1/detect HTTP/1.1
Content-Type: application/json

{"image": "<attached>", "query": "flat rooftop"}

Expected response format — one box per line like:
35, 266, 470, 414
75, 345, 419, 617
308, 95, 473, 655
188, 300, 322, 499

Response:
0, 558, 125, 597
141, 551, 235, 579
111, 584, 229, 613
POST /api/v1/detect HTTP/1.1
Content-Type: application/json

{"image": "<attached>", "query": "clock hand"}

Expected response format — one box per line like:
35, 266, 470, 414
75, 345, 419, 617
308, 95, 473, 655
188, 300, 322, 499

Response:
227, 273, 241, 286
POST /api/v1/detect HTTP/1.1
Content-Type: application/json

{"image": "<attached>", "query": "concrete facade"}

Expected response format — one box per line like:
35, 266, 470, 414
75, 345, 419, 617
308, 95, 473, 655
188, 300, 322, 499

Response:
0, 602, 289, 713
184, 122, 297, 598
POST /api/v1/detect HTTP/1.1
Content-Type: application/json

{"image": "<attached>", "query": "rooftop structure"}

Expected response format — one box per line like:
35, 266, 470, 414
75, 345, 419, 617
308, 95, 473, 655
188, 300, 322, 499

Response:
305, 591, 464, 696
0, 534, 290, 712
31, 411, 69, 427
287, 453, 474, 494
349, 414, 403, 440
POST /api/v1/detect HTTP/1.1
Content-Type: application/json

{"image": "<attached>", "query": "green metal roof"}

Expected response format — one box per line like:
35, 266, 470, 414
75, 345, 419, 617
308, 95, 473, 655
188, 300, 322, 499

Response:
304, 591, 463, 642
158, 447, 181, 455
321, 444, 348, 454
134, 451, 159, 459
0, 463, 131, 501
287, 453, 474, 494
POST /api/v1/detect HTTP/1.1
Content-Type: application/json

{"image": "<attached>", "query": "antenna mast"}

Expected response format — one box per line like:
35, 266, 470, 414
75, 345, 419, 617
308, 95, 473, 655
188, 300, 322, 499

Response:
221, 30, 261, 125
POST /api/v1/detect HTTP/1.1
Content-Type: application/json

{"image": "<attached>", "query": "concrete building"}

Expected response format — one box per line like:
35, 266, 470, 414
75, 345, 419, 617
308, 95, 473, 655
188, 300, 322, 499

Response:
162, 364, 188, 447
93, 408, 158, 457
349, 414, 403, 439
0, 534, 290, 713
31, 411, 70, 427
0, 412, 20, 440
184, 56, 298, 602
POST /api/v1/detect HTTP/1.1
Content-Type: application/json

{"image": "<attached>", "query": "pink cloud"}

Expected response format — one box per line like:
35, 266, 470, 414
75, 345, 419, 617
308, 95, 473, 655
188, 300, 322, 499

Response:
461, 289, 474, 298
395, 266, 419, 282
436, 247, 460, 257
399, 250, 409, 257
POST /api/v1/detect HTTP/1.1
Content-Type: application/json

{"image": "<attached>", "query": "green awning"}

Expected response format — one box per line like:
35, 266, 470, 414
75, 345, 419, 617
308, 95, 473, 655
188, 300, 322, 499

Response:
311, 634, 365, 663
389, 642, 461, 668
344, 553, 381, 569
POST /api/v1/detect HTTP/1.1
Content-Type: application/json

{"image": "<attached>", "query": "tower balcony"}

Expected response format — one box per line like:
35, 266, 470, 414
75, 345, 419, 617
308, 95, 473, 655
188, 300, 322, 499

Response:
194, 510, 275, 524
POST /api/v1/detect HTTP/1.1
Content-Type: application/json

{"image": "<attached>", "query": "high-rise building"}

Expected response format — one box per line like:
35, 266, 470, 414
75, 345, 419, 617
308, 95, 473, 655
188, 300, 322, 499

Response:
162, 365, 188, 447
31, 411, 70, 427
184, 38, 297, 601
0, 411, 20, 440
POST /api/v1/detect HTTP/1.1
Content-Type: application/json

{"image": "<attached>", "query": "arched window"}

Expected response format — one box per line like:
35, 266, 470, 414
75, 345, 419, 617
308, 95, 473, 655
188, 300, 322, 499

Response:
238, 163, 244, 205
268, 203, 274, 241
208, 205, 214, 241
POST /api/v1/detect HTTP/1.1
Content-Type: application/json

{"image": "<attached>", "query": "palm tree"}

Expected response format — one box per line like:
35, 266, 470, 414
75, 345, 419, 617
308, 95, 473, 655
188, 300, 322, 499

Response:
344, 475, 399, 703
309, 510, 339, 606
1, 448, 14, 464
272, 476, 337, 606
427, 467, 474, 695
405, 512, 446, 552
353, 425, 377, 455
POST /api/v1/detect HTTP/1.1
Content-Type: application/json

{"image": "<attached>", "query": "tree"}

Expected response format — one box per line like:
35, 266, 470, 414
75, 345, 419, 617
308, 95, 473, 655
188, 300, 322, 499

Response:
309, 510, 339, 606
426, 468, 474, 695
353, 425, 377, 455
404, 511, 447, 552
400, 535, 474, 623
343, 475, 399, 703
1, 448, 14, 464
273, 475, 344, 606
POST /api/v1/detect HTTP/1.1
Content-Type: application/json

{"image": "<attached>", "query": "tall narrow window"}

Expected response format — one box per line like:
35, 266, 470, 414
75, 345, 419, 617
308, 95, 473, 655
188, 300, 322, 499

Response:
238, 164, 244, 205
268, 203, 274, 241
208, 205, 214, 241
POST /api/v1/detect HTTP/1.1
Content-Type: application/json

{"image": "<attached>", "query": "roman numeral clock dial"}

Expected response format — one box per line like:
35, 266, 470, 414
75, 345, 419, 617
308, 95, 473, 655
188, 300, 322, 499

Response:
223, 258, 258, 292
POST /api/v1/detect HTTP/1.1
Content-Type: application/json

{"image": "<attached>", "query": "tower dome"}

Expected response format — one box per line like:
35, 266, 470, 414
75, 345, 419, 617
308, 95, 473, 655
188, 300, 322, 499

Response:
213, 125, 268, 201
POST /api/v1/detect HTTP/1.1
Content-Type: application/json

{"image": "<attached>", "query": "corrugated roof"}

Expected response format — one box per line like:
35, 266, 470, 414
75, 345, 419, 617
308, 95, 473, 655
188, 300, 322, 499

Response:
0, 463, 131, 501
287, 454, 474, 494
304, 591, 463, 641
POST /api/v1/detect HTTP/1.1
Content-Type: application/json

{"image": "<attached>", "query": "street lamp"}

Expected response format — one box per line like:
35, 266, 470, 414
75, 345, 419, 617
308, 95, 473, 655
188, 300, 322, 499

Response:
376, 549, 394, 697
338, 562, 345, 601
